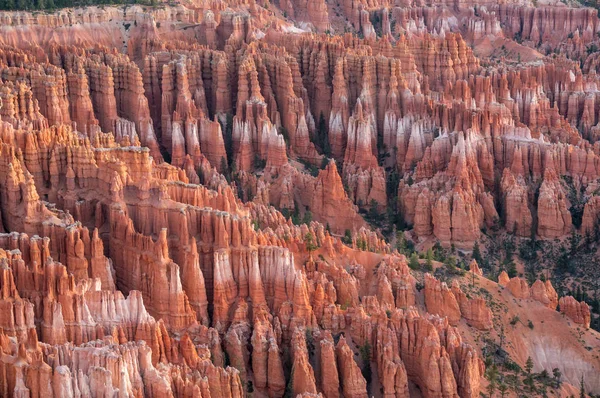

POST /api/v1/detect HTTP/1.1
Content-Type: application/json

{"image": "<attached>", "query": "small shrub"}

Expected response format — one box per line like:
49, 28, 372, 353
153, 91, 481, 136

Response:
503, 359, 522, 373
304, 232, 319, 253
445, 255, 457, 271
359, 342, 372, 385
408, 252, 420, 270
302, 211, 312, 224
253, 154, 266, 170
342, 229, 352, 245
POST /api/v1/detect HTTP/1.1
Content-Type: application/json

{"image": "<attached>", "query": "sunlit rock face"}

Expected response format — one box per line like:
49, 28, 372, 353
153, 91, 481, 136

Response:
0, 0, 600, 395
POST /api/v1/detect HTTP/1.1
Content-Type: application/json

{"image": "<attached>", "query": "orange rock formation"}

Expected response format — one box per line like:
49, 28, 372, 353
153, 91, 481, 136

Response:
0, 0, 599, 395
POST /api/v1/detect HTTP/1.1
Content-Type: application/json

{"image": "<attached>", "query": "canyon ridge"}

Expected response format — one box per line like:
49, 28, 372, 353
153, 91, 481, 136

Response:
0, 0, 599, 396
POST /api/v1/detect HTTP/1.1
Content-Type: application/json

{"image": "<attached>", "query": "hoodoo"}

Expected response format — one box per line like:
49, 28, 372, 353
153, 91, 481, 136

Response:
0, 0, 599, 395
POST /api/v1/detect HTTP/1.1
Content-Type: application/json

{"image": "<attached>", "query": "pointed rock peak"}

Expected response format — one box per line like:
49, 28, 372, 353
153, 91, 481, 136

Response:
250, 69, 265, 102
190, 237, 198, 256
542, 150, 558, 181
333, 58, 346, 88
389, 73, 398, 91
469, 259, 482, 276
510, 146, 524, 176
324, 158, 338, 174
156, 228, 170, 261
66, 166, 76, 179
498, 271, 510, 286
354, 98, 364, 119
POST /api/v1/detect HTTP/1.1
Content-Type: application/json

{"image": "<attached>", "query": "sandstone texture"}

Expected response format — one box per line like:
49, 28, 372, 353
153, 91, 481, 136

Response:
0, 0, 599, 395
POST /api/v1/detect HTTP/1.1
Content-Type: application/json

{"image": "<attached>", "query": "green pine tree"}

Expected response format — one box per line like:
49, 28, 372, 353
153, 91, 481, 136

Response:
486, 364, 498, 397
409, 252, 420, 270
425, 248, 434, 271
472, 241, 482, 264
317, 112, 330, 156
525, 356, 535, 391
445, 255, 457, 271
525, 356, 534, 374
304, 232, 319, 254
552, 368, 562, 388
498, 382, 508, 398
342, 229, 352, 245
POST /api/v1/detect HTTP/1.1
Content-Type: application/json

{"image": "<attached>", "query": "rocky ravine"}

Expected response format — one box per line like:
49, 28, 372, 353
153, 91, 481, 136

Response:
0, 0, 599, 396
